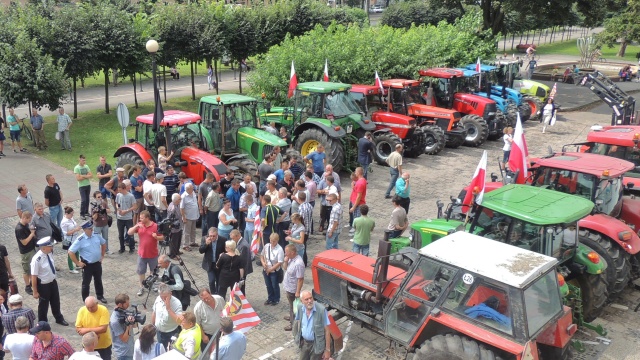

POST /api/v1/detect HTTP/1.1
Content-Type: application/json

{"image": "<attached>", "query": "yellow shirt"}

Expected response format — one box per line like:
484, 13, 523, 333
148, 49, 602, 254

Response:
75, 305, 112, 349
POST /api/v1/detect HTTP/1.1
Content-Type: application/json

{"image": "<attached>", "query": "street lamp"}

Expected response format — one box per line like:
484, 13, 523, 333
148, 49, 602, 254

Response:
146, 39, 160, 132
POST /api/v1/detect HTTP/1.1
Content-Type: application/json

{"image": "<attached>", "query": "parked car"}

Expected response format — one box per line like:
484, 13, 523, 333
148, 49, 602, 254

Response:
370, 5, 384, 13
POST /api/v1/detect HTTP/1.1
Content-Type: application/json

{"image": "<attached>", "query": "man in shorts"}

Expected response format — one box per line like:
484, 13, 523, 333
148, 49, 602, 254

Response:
127, 210, 163, 297
15, 212, 37, 295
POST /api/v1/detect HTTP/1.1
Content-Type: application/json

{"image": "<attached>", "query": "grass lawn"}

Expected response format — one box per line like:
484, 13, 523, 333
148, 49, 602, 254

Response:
534, 40, 640, 62
33, 95, 206, 170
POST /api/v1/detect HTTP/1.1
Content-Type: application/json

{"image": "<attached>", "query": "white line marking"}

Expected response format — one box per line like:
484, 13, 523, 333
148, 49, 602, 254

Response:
335, 320, 353, 360
255, 339, 294, 360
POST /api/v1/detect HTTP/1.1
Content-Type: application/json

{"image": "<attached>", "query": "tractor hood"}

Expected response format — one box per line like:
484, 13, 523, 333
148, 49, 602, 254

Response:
491, 86, 522, 102
454, 92, 496, 106
407, 104, 460, 119
473, 91, 508, 108
372, 111, 415, 127
238, 127, 287, 147
334, 113, 376, 131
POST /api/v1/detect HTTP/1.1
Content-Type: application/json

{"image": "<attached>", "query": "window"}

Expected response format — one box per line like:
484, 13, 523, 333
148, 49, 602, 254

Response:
533, 168, 595, 200
324, 92, 361, 118
523, 270, 563, 336
443, 276, 513, 335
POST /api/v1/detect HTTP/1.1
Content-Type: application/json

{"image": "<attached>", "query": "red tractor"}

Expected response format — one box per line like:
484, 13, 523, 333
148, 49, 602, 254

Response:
419, 68, 500, 147
113, 110, 230, 183
350, 84, 429, 161
313, 231, 576, 359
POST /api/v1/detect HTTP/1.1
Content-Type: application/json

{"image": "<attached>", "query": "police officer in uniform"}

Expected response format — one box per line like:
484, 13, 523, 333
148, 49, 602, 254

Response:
158, 254, 189, 311
68, 221, 108, 304
30, 237, 69, 325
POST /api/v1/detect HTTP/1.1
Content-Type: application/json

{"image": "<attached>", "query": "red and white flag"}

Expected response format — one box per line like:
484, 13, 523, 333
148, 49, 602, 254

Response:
476, 57, 482, 88
288, 61, 298, 98
462, 150, 487, 211
374, 71, 384, 93
222, 283, 261, 333
323, 59, 329, 82
549, 82, 557, 100
508, 114, 529, 184
250, 208, 262, 254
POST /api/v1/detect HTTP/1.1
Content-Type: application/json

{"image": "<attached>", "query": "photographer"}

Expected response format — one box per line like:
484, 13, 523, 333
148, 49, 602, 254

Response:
91, 191, 112, 255
158, 255, 189, 311
109, 294, 136, 360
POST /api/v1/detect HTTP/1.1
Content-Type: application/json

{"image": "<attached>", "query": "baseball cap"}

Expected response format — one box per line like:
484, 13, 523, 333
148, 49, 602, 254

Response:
8, 294, 23, 304
116, 167, 125, 172
156, 173, 166, 180
30, 321, 51, 334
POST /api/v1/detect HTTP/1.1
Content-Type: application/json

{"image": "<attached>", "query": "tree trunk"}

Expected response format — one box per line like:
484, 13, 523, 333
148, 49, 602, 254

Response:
163, 66, 167, 103
73, 78, 78, 119
104, 69, 110, 114
511, 33, 515, 49
238, 62, 243, 94
617, 39, 628, 57
191, 60, 196, 101
214, 59, 219, 95
132, 76, 139, 108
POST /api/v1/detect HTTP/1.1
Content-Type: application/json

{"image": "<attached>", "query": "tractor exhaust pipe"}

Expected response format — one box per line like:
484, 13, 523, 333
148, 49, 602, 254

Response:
375, 231, 392, 302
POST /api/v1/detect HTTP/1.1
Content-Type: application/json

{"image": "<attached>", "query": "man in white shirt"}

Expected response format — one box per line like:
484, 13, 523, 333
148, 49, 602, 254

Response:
151, 283, 184, 348
193, 288, 225, 346
2, 316, 34, 360
142, 172, 156, 219
150, 173, 168, 222
68, 332, 102, 360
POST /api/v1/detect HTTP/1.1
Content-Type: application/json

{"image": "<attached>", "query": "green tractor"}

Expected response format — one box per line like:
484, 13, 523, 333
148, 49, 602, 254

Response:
197, 94, 288, 179
391, 184, 609, 323
259, 81, 376, 172
496, 59, 548, 118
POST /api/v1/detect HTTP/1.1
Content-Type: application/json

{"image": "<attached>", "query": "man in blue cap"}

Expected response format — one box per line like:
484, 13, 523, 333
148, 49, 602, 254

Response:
68, 220, 108, 304
30, 237, 69, 325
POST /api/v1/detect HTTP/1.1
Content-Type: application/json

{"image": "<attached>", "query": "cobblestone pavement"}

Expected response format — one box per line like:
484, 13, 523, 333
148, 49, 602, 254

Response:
2, 101, 640, 360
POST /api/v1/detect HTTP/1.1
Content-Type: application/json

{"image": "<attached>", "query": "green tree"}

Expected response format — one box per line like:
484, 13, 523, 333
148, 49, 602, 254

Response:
224, 6, 258, 93
597, 0, 640, 57
0, 32, 67, 110
381, 0, 462, 29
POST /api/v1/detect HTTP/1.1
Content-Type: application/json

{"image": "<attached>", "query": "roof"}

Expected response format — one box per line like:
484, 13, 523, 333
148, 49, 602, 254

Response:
296, 81, 351, 93
455, 68, 480, 77
418, 68, 464, 79
350, 84, 381, 95
381, 79, 420, 88
481, 184, 594, 224
533, 152, 635, 177
135, 110, 201, 127
420, 231, 559, 289
200, 94, 257, 105
587, 125, 640, 147
464, 64, 497, 72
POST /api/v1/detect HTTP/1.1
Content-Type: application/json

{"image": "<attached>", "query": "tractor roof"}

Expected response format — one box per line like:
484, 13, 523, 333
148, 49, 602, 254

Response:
200, 94, 257, 105
481, 184, 594, 225
464, 64, 497, 72
418, 68, 464, 79
381, 79, 420, 88
587, 125, 640, 147
296, 81, 351, 93
350, 84, 381, 95
455, 68, 479, 77
136, 110, 201, 127
533, 152, 634, 177
420, 231, 559, 289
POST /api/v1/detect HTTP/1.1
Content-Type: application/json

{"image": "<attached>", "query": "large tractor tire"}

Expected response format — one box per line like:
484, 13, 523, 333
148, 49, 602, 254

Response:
403, 128, 424, 159
422, 125, 446, 155
571, 272, 609, 323
523, 96, 543, 121
228, 158, 259, 183
116, 152, 145, 178
286, 148, 304, 165
459, 115, 488, 147
506, 103, 519, 124
445, 134, 465, 149
518, 103, 532, 122
295, 128, 344, 172
579, 230, 631, 297
414, 334, 503, 360
372, 132, 402, 166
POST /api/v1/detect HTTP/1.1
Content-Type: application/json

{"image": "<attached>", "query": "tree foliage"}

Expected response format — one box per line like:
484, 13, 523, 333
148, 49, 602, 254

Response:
381, 0, 462, 29
248, 12, 495, 104
597, 0, 640, 57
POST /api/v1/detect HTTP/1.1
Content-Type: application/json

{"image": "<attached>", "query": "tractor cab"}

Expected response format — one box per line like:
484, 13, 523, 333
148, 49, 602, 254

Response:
114, 110, 229, 184
528, 152, 634, 217
349, 84, 385, 116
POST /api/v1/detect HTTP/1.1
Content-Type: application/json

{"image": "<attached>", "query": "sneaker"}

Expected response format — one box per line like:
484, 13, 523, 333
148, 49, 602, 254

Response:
385, 195, 392, 199
343, 224, 350, 228
20, 148, 27, 152
137, 287, 145, 296
264, 300, 273, 306
119, 249, 125, 254
350, 238, 354, 242
70, 269, 79, 274
129, 249, 135, 254
284, 315, 291, 321
106, 250, 114, 255
25, 285, 33, 295
0, 152, 5, 156
284, 325, 292, 331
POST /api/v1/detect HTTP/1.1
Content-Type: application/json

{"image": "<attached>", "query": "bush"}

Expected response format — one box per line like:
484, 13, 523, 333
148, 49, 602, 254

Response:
381, 0, 462, 29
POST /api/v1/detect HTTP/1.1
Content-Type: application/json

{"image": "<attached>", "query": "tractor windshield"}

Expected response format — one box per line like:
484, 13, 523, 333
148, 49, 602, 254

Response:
586, 143, 640, 179
523, 269, 563, 336
405, 86, 425, 105
594, 177, 623, 215
225, 102, 256, 128
351, 92, 384, 115
325, 91, 362, 118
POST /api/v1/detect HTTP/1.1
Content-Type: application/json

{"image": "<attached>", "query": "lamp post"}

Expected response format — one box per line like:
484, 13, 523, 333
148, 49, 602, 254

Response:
146, 39, 160, 131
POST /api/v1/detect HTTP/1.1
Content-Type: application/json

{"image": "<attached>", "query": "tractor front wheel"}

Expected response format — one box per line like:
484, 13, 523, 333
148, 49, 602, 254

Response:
372, 132, 402, 166
116, 152, 145, 178
459, 115, 488, 147
579, 230, 631, 297
414, 334, 503, 360
295, 128, 344, 172
506, 103, 519, 124
228, 158, 259, 183
523, 96, 543, 121
571, 272, 609, 323
422, 125, 446, 155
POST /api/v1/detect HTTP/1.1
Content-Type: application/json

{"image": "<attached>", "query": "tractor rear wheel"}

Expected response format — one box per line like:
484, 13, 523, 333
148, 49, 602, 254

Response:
286, 148, 304, 165
295, 128, 344, 172
422, 125, 446, 155
228, 158, 259, 183
459, 115, 488, 147
116, 152, 145, 178
372, 132, 402, 166
523, 96, 543, 121
518, 103, 532, 122
579, 230, 631, 297
506, 103, 519, 124
571, 272, 609, 323
414, 334, 503, 360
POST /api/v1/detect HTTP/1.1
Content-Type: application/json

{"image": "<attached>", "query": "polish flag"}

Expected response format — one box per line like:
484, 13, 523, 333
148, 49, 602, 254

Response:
375, 71, 384, 93
323, 59, 329, 82
250, 208, 261, 254
508, 114, 529, 184
222, 283, 261, 333
462, 150, 487, 211
549, 82, 557, 100
288, 61, 297, 98
476, 57, 482, 88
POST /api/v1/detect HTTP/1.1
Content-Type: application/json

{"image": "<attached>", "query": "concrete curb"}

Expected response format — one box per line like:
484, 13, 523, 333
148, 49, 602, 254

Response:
559, 88, 640, 113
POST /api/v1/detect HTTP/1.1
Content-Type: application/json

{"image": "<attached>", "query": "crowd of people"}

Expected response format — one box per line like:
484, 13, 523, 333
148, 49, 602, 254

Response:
6, 131, 413, 359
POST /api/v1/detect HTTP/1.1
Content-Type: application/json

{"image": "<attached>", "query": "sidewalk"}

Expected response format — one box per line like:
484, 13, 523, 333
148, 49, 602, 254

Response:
496, 27, 604, 52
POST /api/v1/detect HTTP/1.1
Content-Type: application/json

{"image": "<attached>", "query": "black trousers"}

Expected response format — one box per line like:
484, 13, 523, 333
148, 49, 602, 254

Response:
169, 230, 183, 257
96, 345, 112, 360
79, 185, 91, 216
398, 197, 411, 215
117, 219, 134, 251
81, 261, 104, 301
36, 279, 64, 322
146, 205, 156, 220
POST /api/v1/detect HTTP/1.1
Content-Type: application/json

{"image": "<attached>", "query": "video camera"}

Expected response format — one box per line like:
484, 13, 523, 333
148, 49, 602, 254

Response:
115, 304, 146, 326
142, 267, 160, 290
157, 215, 180, 240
